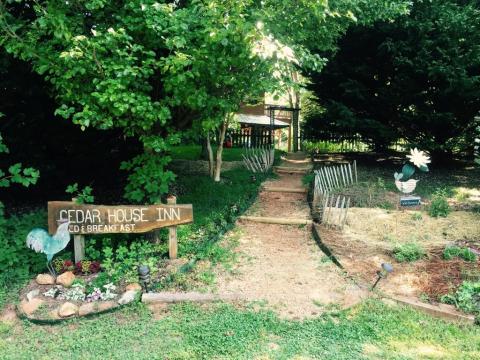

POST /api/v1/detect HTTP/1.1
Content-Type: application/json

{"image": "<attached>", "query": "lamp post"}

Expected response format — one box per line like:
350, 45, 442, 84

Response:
372, 263, 393, 290
138, 265, 151, 293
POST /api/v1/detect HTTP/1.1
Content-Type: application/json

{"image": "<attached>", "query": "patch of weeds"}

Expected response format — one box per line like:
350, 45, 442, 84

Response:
383, 234, 397, 243
455, 190, 469, 202
302, 173, 314, 186
428, 188, 450, 218
443, 246, 477, 262
378, 201, 394, 210
196, 271, 215, 286
0, 322, 12, 336
441, 281, 480, 315
392, 242, 426, 262
410, 212, 423, 221
419, 293, 430, 303
461, 268, 480, 282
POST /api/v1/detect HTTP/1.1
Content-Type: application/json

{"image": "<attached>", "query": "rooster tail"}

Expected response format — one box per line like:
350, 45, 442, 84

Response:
26, 229, 48, 253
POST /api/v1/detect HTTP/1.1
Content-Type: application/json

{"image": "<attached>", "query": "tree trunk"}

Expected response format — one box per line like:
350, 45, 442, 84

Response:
206, 132, 214, 178
214, 120, 228, 182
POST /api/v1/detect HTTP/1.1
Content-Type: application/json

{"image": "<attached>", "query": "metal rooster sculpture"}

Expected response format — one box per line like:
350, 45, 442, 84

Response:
26, 220, 71, 277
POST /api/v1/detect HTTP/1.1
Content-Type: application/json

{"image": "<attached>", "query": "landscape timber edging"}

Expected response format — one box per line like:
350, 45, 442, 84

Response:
388, 295, 477, 325
141, 292, 242, 303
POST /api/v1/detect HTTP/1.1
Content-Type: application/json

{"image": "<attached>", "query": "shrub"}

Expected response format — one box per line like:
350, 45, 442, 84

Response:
428, 189, 450, 218
392, 242, 426, 262
441, 281, 480, 314
443, 246, 477, 262
0, 208, 47, 280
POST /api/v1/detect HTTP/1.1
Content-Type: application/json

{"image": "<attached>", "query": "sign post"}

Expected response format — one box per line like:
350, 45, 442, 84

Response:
48, 201, 193, 261
167, 196, 178, 259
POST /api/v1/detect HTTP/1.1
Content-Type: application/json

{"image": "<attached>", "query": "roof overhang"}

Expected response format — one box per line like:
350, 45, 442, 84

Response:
235, 114, 290, 129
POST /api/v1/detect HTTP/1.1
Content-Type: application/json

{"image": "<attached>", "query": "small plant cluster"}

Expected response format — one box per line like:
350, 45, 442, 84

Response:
392, 242, 426, 262
428, 188, 450, 218
43, 281, 117, 302
443, 246, 477, 262
76, 260, 101, 274
52, 258, 101, 275
85, 283, 117, 302
441, 281, 480, 315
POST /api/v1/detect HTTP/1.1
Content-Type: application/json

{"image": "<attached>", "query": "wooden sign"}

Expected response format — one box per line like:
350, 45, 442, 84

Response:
400, 196, 421, 207
48, 201, 193, 235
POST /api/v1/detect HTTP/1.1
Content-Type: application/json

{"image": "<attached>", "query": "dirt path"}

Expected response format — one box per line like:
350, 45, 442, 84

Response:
215, 153, 367, 319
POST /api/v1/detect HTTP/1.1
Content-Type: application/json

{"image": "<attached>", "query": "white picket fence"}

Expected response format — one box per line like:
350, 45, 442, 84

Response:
242, 147, 275, 173
314, 160, 357, 198
320, 194, 350, 229
313, 161, 357, 229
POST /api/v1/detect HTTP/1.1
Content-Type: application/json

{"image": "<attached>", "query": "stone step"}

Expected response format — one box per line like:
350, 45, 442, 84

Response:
262, 186, 307, 193
239, 215, 312, 225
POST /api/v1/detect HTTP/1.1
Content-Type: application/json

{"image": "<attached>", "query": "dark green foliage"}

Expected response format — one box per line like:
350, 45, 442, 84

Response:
428, 188, 451, 218
443, 246, 478, 262
0, 208, 47, 308
65, 183, 95, 204
441, 281, 480, 315
392, 242, 425, 262
304, 0, 480, 156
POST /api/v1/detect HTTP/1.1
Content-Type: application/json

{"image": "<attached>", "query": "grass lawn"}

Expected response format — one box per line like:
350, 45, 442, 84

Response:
170, 144, 284, 163
1, 299, 479, 359
170, 145, 247, 162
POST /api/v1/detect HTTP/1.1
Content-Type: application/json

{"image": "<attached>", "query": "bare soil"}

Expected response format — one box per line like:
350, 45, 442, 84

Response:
214, 154, 367, 319
318, 212, 480, 301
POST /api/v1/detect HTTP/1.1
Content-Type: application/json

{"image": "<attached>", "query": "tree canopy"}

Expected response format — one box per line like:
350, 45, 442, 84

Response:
304, 0, 480, 156
0, 0, 410, 201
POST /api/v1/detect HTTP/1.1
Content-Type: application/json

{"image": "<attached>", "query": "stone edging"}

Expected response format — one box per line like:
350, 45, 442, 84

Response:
388, 295, 477, 325
16, 299, 135, 324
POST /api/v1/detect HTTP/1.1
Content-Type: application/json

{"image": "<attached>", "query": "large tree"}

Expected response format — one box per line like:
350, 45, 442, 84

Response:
0, 0, 410, 201
305, 0, 480, 156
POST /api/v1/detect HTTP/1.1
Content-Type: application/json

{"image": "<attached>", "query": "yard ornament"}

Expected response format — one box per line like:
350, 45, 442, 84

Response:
26, 220, 71, 277
394, 148, 430, 194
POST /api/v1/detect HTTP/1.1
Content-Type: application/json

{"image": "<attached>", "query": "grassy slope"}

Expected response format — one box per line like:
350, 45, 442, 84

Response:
1, 300, 479, 359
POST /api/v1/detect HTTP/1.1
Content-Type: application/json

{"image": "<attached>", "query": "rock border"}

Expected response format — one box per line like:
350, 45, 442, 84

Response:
16, 300, 128, 325
17, 283, 142, 324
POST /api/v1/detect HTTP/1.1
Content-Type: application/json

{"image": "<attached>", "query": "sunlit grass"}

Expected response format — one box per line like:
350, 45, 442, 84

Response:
1, 299, 479, 359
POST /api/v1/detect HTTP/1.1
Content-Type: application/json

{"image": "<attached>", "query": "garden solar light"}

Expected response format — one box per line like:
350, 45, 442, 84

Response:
138, 265, 151, 292
371, 263, 393, 290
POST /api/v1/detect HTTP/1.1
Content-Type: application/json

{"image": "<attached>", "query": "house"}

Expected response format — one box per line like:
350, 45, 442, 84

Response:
233, 101, 300, 152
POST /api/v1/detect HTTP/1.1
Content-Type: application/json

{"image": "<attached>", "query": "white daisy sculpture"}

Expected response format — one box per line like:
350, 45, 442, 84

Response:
406, 148, 431, 170
394, 148, 430, 194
